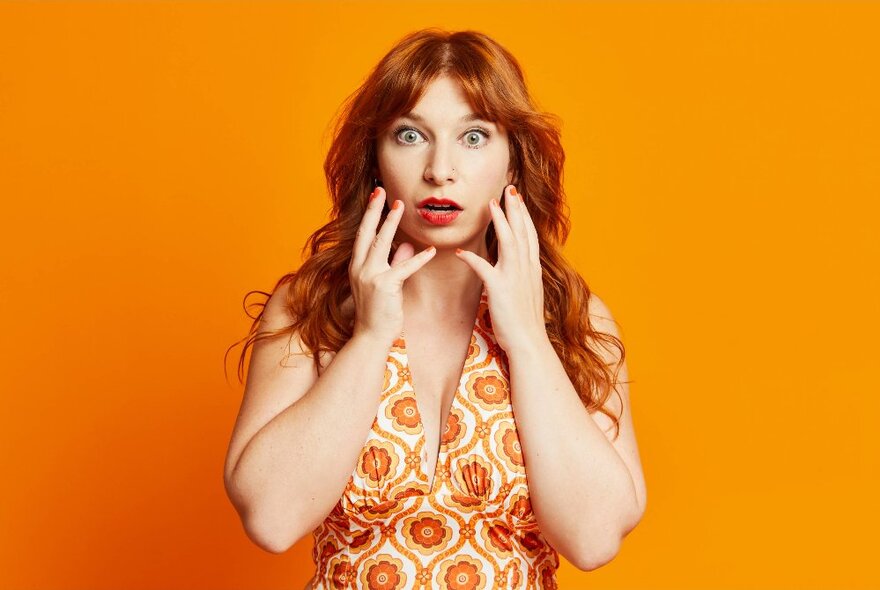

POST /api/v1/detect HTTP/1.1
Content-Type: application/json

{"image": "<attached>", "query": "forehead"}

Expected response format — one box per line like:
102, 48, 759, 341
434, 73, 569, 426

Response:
396, 110, 495, 126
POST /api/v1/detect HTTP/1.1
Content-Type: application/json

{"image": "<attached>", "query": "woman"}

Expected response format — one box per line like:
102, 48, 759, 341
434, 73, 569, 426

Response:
224, 28, 646, 589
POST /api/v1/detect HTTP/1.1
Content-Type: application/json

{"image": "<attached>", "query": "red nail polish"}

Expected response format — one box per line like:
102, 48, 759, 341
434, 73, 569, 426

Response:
510, 186, 518, 196
456, 248, 463, 254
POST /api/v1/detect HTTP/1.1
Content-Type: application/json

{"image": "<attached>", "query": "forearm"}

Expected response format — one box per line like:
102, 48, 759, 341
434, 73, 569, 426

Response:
229, 332, 391, 549
507, 334, 640, 568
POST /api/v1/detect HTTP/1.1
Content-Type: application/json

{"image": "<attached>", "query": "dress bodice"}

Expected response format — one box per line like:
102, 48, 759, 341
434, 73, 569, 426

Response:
308, 286, 559, 589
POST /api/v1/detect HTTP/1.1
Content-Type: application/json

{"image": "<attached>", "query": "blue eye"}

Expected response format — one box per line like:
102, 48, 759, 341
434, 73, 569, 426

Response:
392, 125, 491, 149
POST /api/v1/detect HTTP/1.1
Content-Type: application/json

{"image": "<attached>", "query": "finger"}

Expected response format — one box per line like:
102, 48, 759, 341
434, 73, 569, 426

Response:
520, 195, 542, 271
366, 198, 405, 271
352, 187, 387, 271
454, 248, 495, 285
387, 245, 437, 283
503, 185, 530, 270
490, 196, 514, 267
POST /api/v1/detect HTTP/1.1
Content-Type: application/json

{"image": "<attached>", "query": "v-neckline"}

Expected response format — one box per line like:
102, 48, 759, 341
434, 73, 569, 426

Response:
400, 285, 487, 493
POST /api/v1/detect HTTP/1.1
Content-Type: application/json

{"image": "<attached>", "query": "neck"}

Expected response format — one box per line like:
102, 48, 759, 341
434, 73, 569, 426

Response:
402, 247, 486, 316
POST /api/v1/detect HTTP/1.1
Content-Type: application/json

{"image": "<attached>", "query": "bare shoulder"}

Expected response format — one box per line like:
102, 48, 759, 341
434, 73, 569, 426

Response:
259, 281, 339, 368
583, 292, 626, 413
586, 293, 622, 345
583, 291, 627, 400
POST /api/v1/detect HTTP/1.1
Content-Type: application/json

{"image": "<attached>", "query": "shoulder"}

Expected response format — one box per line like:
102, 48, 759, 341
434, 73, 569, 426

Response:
585, 292, 624, 364
260, 280, 295, 330
586, 292, 616, 326
260, 280, 339, 368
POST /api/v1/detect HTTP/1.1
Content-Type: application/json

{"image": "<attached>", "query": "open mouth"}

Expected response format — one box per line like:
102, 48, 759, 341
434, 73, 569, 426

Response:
421, 204, 461, 212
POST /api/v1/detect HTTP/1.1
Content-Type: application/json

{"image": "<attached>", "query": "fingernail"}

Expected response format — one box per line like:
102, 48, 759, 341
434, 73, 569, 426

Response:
392, 200, 402, 210
510, 186, 518, 196
491, 198, 498, 208
455, 248, 463, 255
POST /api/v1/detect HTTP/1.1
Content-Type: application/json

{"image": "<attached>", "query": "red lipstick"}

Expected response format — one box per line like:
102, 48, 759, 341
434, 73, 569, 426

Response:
417, 196, 463, 226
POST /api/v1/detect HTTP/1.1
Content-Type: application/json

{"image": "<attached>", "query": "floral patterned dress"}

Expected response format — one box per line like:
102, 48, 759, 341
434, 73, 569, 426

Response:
308, 286, 560, 589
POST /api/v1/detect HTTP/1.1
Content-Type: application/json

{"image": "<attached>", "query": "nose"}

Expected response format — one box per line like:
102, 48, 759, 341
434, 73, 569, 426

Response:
423, 143, 456, 184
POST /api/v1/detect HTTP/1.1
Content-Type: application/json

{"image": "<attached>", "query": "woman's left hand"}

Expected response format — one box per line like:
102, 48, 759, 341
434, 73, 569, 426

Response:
455, 184, 547, 355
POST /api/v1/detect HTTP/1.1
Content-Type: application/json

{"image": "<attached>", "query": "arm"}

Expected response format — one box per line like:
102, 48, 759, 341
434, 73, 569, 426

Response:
506, 294, 647, 571
223, 286, 391, 553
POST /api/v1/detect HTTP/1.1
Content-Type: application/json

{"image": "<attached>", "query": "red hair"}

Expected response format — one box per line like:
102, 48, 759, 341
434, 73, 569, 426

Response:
226, 28, 627, 439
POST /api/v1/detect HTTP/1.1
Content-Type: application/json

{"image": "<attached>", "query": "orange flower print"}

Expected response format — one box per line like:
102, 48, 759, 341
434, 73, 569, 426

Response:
393, 483, 427, 501
494, 421, 525, 473
440, 406, 466, 448
349, 528, 373, 552
326, 502, 349, 529
316, 538, 339, 571
350, 497, 400, 521
327, 555, 352, 589
446, 490, 485, 512
479, 306, 493, 332
431, 461, 451, 487
439, 555, 487, 590
509, 493, 535, 524
467, 370, 509, 409
359, 555, 408, 590
482, 521, 515, 558
355, 440, 401, 488
387, 393, 420, 433
517, 530, 545, 556
402, 512, 452, 555
309, 294, 562, 587
451, 456, 493, 500
508, 563, 523, 589
465, 336, 479, 363
539, 564, 559, 589
363, 447, 391, 482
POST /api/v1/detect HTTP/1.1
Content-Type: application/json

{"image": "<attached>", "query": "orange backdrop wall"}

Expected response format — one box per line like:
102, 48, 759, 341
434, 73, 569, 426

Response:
2, 1, 878, 588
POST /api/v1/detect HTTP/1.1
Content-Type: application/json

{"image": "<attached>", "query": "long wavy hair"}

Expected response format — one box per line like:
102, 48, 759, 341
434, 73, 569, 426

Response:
225, 28, 628, 439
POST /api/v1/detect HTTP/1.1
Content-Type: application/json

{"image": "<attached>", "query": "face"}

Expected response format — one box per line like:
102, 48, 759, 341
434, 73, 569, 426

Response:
375, 74, 514, 253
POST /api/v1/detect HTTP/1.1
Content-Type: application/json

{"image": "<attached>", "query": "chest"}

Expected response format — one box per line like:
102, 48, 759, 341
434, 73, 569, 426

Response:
403, 321, 475, 472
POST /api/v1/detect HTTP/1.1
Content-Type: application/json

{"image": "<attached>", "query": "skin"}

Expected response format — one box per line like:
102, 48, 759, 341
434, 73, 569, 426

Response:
375, 74, 514, 317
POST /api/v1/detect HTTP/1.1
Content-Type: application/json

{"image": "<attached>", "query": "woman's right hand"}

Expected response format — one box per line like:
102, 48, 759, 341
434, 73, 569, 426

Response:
349, 186, 436, 347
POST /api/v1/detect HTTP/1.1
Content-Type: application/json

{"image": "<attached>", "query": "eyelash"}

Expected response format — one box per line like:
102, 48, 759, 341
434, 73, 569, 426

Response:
392, 124, 491, 149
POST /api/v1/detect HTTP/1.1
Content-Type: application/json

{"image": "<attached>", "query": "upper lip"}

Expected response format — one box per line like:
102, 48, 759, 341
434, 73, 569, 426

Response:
417, 197, 463, 209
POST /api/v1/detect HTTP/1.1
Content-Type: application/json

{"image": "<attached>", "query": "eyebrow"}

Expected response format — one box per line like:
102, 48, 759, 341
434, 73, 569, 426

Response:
400, 111, 491, 125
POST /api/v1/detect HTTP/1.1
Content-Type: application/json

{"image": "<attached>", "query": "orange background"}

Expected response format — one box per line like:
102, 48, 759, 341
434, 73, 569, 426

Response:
2, 1, 878, 588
